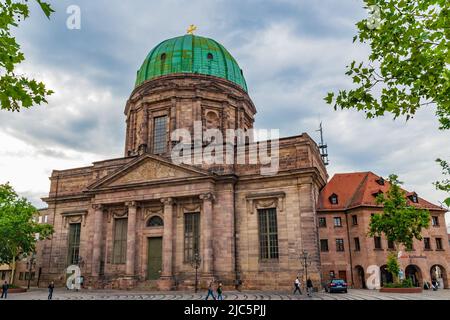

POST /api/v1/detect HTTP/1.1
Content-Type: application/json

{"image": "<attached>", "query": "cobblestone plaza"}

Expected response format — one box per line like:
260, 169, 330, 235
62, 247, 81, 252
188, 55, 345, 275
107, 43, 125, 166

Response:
4, 288, 450, 300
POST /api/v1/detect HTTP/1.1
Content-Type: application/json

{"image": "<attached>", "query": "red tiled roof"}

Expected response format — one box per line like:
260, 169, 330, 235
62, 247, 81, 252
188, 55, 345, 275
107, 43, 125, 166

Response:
317, 172, 446, 212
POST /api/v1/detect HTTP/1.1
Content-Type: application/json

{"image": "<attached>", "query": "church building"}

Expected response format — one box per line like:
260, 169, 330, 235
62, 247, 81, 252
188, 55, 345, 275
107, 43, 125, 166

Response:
37, 32, 328, 290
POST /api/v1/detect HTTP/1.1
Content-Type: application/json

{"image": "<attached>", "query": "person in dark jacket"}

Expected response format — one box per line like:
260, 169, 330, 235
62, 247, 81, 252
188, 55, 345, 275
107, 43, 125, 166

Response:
1, 281, 8, 299
48, 281, 55, 300
306, 278, 314, 297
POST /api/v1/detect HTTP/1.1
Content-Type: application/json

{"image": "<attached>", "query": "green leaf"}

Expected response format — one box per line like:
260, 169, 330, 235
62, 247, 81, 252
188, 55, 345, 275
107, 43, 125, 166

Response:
35, 0, 54, 19
324, 92, 334, 104
444, 197, 450, 207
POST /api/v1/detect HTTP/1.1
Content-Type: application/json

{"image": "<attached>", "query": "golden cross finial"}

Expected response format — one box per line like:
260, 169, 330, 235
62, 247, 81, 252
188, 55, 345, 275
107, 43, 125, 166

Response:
187, 24, 197, 35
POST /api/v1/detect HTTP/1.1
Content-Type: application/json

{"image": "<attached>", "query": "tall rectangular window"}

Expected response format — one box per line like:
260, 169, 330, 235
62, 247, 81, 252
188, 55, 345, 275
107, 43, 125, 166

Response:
318, 217, 327, 228
354, 237, 360, 251
113, 218, 128, 264
424, 237, 431, 250
320, 239, 329, 252
67, 223, 81, 265
432, 216, 439, 226
153, 116, 167, 154
436, 238, 443, 250
387, 240, 395, 250
258, 208, 279, 259
184, 212, 200, 261
352, 215, 358, 225
374, 237, 382, 249
336, 239, 345, 252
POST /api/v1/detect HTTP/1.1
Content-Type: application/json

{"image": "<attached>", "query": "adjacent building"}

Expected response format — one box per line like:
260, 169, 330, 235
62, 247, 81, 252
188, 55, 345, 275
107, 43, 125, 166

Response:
317, 172, 449, 289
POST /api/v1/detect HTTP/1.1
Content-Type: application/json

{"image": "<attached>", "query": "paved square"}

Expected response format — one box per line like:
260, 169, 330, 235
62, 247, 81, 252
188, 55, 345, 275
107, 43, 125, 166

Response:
3, 288, 450, 300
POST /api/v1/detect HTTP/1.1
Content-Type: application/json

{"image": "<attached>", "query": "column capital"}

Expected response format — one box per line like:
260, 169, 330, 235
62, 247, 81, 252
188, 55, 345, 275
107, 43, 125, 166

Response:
125, 201, 137, 208
160, 197, 174, 205
92, 204, 103, 211
199, 192, 215, 201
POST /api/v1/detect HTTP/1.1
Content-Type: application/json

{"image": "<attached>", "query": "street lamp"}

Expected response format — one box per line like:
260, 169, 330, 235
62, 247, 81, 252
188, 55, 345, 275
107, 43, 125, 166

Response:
26, 252, 36, 290
300, 250, 311, 282
190, 252, 201, 293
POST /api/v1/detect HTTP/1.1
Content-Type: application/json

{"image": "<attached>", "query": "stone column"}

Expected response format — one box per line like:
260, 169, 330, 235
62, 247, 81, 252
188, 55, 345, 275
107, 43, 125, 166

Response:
160, 197, 174, 278
91, 204, 104, 277
200, 193, 215, 275
125, 201, 137, 277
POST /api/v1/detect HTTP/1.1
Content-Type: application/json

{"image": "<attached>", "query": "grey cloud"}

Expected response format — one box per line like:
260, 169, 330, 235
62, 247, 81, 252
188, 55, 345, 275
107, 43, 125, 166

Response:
0, 0, 448, 212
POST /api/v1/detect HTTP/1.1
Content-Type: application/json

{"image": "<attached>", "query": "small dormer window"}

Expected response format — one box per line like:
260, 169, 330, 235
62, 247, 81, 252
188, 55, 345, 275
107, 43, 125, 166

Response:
372, 190, 383, 198
329, 193, 338, 205
376, 177, 385, 186
207, 53, 213, 60
408, 193, 418, 203
161, 53, 166, 60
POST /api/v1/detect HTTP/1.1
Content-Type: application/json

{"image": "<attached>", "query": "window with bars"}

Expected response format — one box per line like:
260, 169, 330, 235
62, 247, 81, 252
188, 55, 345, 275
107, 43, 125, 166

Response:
258, 208, 279, 260
147, 215, 164, 227
153, 116, 167, 154
320, 239, 329, 252
336, 239, 345, 252
113, 218, 128, 264
184, 212, 200, 262
354, 237, 360, 251
333, 217, 342, 227
318, 217, 327, 228
67, 223, 81, 265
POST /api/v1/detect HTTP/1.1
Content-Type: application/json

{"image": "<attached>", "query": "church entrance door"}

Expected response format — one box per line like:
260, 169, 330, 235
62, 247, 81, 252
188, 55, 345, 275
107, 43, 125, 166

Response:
147, 237, 162, 280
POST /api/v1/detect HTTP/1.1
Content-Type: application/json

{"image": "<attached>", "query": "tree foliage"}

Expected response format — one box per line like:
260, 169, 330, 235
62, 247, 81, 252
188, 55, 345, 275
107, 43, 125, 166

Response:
0, 0, 54, 111
0, 182, 53, 265
325, 0, 450, 130
434, 158, 450, 206
369, 174, 430, 250
386, 252, 400, 283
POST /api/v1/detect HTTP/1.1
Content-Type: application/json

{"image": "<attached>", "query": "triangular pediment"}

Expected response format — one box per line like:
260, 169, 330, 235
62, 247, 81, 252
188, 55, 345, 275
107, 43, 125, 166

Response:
88, 154, 210, 190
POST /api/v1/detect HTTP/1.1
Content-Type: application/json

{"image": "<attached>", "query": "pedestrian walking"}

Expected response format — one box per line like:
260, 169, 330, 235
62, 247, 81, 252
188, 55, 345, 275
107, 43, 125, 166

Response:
48, 281, 55, 300
205, 280, 216, 300
1, 281, 8, 299
217, 282, 224, 300
293, 276, 302, 295
306, 278, 313, 297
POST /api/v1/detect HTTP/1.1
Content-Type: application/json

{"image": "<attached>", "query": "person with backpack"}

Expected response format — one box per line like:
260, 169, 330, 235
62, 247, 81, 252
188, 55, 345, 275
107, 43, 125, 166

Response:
217, 282, 224, 300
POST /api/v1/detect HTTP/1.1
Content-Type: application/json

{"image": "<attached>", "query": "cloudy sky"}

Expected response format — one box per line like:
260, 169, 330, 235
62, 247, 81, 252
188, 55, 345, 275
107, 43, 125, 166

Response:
1, 0, 448, 229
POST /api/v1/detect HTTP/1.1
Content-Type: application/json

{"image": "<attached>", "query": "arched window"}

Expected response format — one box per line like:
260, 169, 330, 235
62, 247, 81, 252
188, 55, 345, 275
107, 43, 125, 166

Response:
207, 53, 213, 60
161, 53, 167, 60
147, 216, 163, 227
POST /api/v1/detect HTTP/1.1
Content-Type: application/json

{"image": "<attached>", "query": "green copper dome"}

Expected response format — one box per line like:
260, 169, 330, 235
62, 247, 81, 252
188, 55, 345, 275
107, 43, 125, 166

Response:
135, 34, 248, 92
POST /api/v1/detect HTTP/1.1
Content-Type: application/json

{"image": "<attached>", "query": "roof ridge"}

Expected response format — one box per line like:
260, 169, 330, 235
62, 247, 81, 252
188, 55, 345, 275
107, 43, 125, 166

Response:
345, 172, 370, 209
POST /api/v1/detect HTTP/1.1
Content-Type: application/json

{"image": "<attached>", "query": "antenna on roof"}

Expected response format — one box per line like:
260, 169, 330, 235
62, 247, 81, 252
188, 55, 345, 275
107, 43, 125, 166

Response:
316, 122, 329, 166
